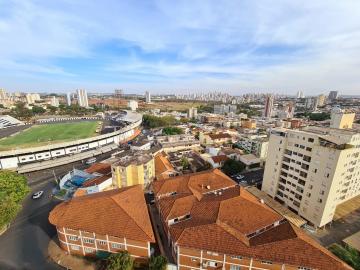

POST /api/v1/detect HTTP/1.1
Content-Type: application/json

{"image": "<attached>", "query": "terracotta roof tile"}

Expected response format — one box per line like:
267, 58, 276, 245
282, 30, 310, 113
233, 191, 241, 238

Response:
84, 163, 111, 175
49, 186, 155, 242
153, 170, 352, 270
210, 155, 228, 164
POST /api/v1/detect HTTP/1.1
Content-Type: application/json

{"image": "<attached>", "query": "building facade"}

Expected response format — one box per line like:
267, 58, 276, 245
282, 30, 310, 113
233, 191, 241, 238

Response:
111, 152, 155, 188
263, 95, 274, 118
262, 126, 360, 227
49, 186, 155, 260
77, 89, 89, 108
152, 169, 351, 270
145, 91, 151, 103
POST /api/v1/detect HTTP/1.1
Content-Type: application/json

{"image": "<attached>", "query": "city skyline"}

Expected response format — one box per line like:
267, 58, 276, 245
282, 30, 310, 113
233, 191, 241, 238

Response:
1, 1, 360, 94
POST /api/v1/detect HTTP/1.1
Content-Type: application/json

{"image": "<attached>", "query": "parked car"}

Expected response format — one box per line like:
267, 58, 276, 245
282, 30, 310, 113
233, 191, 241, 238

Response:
32, 191, 44, 199
85, 157, 97, 165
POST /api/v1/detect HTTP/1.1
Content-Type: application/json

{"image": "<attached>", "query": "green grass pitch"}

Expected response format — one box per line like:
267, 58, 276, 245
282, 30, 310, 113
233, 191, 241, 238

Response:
0, 121, 99, 150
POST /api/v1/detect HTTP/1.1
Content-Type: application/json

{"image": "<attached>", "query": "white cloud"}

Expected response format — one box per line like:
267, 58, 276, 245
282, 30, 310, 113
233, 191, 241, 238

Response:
0, 0, 359, 94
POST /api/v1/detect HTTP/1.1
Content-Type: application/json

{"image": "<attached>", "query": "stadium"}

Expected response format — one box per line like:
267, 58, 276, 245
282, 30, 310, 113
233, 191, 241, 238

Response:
0, 111, 142, 172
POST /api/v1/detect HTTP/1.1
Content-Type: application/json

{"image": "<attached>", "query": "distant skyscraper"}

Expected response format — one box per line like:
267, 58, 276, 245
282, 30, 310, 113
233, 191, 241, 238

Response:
145, 91, 151, 103
263, 95, 274, 118
317, 94, 326, 106
328, 91, 339, 101
0, 89, 7, 100
305, 97, 318, 111
296, 91, 304, 99
188, 107, 198, 119
76, 89, 89, 108
50, 96, 59, 107
66, 92, 72, 106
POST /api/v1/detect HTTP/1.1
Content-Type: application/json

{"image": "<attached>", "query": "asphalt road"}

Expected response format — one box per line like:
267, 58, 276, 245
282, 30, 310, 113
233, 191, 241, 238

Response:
0, 179, 63, 270
0, 147, 128, 269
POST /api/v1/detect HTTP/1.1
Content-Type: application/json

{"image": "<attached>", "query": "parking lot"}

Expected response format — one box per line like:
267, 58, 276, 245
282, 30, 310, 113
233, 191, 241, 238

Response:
231, 169, 264, 187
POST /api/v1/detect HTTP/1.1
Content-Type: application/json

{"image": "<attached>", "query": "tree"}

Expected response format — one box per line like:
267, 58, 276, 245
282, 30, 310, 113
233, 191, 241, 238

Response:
149, 255, 168, 270
0, 197, 20, 229
329, 244, 360, 270
0, 170, 30, 229
222, 159, 245, 176
107, 251, 134, 270
47, 105, 58, 114
10, 102, 33, 120
0, 170, 30, 203
162, 127, 183, 135
32, 105, 46, 114
142, 114, 179, 128
180, 157, 190, 170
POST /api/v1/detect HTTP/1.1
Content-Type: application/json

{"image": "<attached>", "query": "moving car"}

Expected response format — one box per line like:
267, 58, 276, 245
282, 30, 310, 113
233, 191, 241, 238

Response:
32, 191, 44, 199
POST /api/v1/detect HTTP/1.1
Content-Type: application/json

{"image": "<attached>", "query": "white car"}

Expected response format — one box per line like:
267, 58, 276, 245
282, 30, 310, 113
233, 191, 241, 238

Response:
32, 191, 44, 199
85, 157, 97, 164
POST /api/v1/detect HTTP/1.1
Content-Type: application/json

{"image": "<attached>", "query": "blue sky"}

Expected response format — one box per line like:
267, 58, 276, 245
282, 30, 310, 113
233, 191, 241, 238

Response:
0, 0, 360, 95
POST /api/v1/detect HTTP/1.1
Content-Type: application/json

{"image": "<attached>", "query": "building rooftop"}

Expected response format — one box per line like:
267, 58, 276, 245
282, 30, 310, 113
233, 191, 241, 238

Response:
112, 151, 153, 167
208, 133, 231, 140
49, 185, 155, 242
155, 152, 176, 179
153, 170, 351, 270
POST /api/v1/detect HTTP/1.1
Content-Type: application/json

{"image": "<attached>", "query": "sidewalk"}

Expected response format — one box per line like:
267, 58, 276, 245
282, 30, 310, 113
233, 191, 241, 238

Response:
48, 238, 97, 270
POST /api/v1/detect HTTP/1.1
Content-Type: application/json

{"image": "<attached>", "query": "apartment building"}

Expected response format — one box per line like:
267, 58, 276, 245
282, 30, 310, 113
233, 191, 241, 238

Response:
262, 126, 360, 227
111, 151, 155, 188
49, 186, 155, 260
152, 169, 351, 270
241, 119, 257, 129
77, 89, 89, 108
236, 135, 269, 159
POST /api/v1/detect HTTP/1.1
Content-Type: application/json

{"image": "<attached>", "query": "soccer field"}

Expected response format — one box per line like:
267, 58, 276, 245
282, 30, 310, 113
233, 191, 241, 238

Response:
0, 121, 99, 150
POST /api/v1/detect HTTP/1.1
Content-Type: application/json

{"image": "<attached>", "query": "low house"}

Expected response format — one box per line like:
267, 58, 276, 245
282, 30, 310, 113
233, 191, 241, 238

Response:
49, 186, 155, 261
59, 163, 113, 196
199, 132, 232, 145
155, 152, 178, 180
208, 155, 228, 168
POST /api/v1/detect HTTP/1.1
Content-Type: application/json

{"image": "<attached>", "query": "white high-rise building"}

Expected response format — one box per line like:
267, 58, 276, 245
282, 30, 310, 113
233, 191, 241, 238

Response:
262, 124, 360, 228
50, 96, 59, 107
128, 100, 138, 111
66, 92, 72, 106
0, 89, 7, 100
328, 91, 339, 101
76, 89, 89, 108
213, 104, 237, 115
145, 91, 151, 103
26, 93, 41, 105
187, 107, 198, 119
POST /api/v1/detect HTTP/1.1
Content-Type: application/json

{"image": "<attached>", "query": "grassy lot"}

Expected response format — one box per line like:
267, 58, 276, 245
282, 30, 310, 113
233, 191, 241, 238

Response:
0, 121, 99, 150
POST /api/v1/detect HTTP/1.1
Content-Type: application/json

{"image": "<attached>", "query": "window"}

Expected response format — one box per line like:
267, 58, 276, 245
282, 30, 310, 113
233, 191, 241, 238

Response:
68, 235, 78, 241
84, 247, 94, 253
261, 260, 272, 265
83, 238, 94, 244
70, 245, 80, 250
308, 138, 314, 143
230, 265, 241, 270
111, 243, 123, 249
98, 240, 107, 245
230, 256, 242, 260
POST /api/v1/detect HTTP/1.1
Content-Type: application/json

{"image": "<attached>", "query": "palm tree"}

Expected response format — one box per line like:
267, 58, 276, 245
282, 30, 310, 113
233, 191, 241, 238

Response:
107, 251, 134, 270
149, 255, 168, 270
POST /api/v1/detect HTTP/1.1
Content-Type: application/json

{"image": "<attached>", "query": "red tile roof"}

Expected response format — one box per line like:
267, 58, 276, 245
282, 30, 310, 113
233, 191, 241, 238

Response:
49, 186, 155, 242
211, 155, 228, 164
84, 163, 111, 175
153, 171, 352, 270
208, 133, 231, 140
